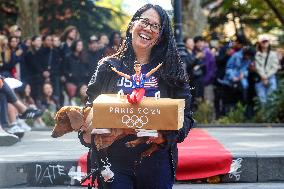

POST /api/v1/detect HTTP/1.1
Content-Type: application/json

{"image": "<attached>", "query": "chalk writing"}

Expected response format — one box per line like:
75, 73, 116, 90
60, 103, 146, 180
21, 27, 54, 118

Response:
35, 164, 66, 184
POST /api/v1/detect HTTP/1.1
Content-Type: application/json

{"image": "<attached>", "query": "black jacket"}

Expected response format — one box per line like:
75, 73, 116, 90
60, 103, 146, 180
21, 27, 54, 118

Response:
86, 57, 194, 178
64, 53, 89, 85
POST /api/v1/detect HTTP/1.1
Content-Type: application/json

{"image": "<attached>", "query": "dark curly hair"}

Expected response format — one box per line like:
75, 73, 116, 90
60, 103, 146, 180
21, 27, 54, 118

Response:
111, 4, 188, 86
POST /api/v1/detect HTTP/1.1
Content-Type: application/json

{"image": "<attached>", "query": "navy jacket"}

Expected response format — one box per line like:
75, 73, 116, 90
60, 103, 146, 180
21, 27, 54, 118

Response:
86, 57, 194, 178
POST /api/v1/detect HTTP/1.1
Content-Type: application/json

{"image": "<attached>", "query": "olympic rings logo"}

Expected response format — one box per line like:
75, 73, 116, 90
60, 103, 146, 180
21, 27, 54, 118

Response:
121, 115, 148, 128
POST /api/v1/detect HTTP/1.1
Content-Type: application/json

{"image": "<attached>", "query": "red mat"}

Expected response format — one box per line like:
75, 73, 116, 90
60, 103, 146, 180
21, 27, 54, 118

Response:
78, 128, 232, 184
176, 128, 232, 180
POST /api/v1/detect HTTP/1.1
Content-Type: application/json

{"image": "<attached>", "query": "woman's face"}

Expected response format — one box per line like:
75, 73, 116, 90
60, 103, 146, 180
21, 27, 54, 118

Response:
260, 40, 269, 49
43, 83, 53, 97
10, 37, 18, 49
33, 37, 42, 49
68, 29, 77, 40
25, 39, 32, 47
130, 8, 161, 51
76, 41, 83, 52
79, 84, 87, 97
25, 84, 31, 96
44, 36, 53, 48
113, 34, 121, 46
185, 38, 194, 50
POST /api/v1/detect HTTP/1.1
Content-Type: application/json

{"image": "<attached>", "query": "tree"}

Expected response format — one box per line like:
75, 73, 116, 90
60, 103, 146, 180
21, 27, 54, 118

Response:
207, 0, 284, 38
182, 0, 207, 38
0, 0, 128, 41
17, 0, 39, 38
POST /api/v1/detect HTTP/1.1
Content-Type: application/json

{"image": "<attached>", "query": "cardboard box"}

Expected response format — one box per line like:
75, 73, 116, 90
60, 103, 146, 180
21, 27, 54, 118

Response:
93, 94, 185, 130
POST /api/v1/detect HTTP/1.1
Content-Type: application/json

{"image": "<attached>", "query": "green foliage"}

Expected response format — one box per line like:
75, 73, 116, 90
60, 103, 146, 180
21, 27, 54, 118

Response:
0, 0, 128, 41
0, 1, 18, 30
39, 0, 126, 41
193, 101, 214, 124
208, 0, 284, 34
253, 78, 284, 123
41, 109, 55, 127
214, 102, 247, 124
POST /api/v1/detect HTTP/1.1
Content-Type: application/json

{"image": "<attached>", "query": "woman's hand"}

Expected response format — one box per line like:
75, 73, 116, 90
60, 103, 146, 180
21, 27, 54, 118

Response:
0, 78, 3, 89
147, 132, 166, 145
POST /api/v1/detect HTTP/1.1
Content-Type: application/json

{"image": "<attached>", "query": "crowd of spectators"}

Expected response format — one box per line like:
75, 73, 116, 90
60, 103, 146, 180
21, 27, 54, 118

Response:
183, 35, 283, 119
0, 24, 121, 146
0, 23, 283, 146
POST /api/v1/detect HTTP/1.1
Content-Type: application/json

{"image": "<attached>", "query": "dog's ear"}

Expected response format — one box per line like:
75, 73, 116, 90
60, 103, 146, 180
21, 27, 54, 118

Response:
66, 108, 84, 131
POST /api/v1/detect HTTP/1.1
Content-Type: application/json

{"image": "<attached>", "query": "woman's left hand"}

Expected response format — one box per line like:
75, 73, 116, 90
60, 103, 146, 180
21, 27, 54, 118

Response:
147, 132, 165, 144
0, 78, 3, 89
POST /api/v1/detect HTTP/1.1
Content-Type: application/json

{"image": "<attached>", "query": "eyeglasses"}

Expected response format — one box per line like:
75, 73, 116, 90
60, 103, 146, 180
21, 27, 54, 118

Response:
136, 17, 161, 34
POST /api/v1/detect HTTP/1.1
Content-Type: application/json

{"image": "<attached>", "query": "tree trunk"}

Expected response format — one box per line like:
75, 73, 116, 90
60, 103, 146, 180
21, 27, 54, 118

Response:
17, 0, 39, 38
182, 0, 207, 38
264, 0, 284, 25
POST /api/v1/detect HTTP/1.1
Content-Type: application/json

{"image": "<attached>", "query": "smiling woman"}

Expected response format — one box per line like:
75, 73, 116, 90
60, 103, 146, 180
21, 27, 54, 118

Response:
86, 3, 194, 189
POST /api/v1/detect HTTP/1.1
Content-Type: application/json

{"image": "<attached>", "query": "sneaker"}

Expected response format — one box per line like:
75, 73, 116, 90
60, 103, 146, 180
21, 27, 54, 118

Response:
17, 118, 32, 132
19, 108, 43, 119
6, 124, 25, 139
0, 128, 19, 146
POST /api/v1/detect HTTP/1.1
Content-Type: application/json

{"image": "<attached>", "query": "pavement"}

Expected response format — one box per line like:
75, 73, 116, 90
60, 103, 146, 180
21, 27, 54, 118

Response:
0, 127, 284, 188
3, 183, 284, 189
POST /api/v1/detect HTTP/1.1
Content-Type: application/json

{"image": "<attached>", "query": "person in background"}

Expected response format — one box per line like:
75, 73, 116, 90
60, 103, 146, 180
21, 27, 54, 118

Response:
220, 46, 255, 104
36, 82, 59, 113
25, 36, 43, 100
103, 31, 121, 57
40, 35, 61, 98
0, 77, 19, 146
98, 33, 109, 49
193, 36, 216, 106
52, 35, 61, 49
17, 83, 46, 129
0, 76, 42, 138
184, 37, 206, 109
60, 25, 80, 59
254, 37, 280, 104
214, 41, 234, 118
64, 40, 88, 104
83, 37, 104, 80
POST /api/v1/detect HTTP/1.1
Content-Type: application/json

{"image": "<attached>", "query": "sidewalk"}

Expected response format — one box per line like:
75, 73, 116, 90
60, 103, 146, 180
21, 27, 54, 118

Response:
0, 127, 284, 187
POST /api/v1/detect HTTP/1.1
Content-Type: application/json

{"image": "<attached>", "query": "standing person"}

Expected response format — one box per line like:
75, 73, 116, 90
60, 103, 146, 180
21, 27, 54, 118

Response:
183, 37, 204, 109
254, 37, 279, 104
64, 40, 88, 103
60, 26, 80, 59
83, 38, 104, 80
86, 4, 193, 189
193, 36, 216, 105
25, 36, 43, 100
40, 35, 61, 98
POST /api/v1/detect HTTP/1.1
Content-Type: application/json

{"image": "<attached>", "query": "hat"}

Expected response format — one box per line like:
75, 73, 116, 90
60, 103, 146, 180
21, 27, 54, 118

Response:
258, 35, 269, 43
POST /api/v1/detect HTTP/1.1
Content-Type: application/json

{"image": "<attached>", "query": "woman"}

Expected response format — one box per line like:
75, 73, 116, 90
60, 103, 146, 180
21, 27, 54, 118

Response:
25, 35, 43, 100
255, 38, 279, 104
36, 82, 59, 113
86, 4, 193, 189
103, 31, 121, 57
64, 40, 89, 103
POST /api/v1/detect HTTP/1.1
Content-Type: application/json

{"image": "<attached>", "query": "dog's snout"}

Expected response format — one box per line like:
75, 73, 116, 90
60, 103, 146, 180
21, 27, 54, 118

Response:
51, 132, 58, 138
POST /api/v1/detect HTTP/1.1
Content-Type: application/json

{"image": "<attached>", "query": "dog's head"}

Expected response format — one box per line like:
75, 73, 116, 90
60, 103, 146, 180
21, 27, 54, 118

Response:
51, 106, 85, 138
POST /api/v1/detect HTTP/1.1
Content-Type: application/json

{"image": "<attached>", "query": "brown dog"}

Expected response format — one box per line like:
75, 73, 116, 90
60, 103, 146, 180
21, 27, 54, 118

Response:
52, 106, 160, 158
